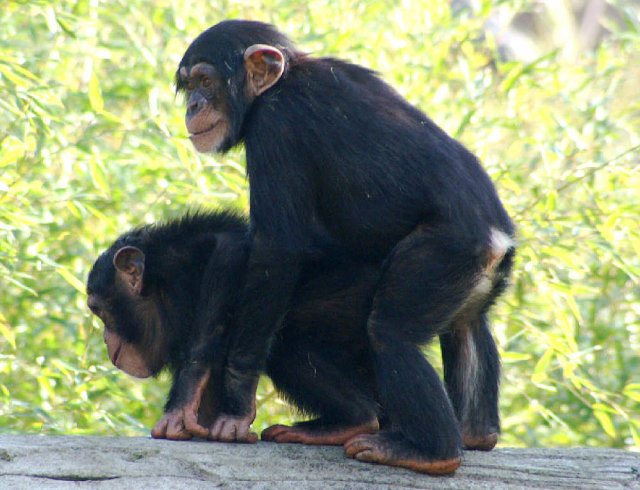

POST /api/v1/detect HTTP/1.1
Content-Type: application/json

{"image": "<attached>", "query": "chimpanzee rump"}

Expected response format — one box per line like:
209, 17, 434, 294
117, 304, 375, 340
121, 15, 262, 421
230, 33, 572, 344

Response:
87, 211, 381, 444
174, 20, 515, 474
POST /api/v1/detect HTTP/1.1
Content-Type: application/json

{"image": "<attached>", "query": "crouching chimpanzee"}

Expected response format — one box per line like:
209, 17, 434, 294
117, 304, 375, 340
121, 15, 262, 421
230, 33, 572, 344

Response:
175, 20, 515, 474
86, 211, 383, 448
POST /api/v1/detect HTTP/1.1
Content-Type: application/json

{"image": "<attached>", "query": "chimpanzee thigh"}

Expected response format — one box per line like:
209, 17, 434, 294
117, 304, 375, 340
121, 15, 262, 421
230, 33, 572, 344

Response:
263, 333, 379, 444
438, 242, 513, 450
345, 225, 491, 474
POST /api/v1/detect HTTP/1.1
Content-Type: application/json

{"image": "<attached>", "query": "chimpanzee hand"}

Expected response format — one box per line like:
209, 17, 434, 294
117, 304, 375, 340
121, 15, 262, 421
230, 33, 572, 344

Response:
151, 407, 209, 440
208, 412, 258, 443
205, 365, 259, 442
151, 368, 212, 440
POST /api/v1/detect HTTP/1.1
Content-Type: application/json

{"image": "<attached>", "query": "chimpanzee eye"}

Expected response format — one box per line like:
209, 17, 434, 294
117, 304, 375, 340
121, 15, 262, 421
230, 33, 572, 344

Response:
202, 77, 212, 88
185, 80, 195, 91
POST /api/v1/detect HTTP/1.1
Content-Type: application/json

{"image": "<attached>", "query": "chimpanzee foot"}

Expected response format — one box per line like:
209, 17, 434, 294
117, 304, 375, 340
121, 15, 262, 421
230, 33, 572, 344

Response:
344, 432, 461, 475
262, 418, 379, 445
463, 432, 498, 451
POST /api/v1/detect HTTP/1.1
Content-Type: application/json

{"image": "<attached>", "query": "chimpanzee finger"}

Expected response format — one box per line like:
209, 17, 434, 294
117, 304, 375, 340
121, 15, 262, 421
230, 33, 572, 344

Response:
165, 413, 193, 440
234, 422, 258, 443
208, 417, 227, 441
245, 431, 259, 443
151, 417, 169, 439
215, 419, 236, 442
183, 409, 210, 438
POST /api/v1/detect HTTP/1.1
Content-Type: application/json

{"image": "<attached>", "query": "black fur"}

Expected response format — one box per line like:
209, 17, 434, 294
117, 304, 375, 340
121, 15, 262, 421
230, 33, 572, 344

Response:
87, 211, 381, 426
177, 20, 515, 466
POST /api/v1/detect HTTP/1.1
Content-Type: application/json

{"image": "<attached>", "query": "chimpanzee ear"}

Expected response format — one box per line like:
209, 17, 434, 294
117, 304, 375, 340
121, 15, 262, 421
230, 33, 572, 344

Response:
113, 246, 145, 295
244, 44, 285, 97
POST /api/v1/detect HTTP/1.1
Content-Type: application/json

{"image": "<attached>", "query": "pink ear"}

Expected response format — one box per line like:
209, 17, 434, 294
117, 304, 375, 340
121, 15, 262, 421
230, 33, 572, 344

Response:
244, 44, 285, 96
244, 44, 284, 63
113, 246, 145, 294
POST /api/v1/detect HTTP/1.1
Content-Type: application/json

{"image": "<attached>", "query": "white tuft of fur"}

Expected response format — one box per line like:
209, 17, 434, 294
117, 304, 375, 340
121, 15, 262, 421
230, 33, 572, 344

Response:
489, 228, 514, 257
461, 328, 480, 424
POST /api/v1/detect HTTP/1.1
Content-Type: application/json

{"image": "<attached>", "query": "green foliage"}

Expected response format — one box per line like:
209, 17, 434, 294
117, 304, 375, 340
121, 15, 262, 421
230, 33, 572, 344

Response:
1, 0, 638, 448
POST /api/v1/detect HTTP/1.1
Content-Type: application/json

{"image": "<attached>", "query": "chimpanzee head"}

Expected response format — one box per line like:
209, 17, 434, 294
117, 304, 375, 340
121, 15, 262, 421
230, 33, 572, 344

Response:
175, 20, 298, 153
87, 240, 167, 378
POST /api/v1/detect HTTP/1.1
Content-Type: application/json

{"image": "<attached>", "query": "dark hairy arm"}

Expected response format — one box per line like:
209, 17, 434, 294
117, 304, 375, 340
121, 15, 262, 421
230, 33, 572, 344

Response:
212, 139, 314, 439
153, 234, 249, 440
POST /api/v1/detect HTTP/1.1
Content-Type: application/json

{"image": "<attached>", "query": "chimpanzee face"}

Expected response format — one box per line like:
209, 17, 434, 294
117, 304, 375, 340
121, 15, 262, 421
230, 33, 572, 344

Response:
87, 246, 160, 378
177, 63, 232, 153
177, 51, 284, 153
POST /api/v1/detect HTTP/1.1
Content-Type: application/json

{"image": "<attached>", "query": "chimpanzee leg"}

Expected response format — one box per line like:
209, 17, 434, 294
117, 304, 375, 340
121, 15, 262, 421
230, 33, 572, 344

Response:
344, 226, 488, 475
439, 312, 500, 451
438, 239, 513, 452
263, 338, 379, 445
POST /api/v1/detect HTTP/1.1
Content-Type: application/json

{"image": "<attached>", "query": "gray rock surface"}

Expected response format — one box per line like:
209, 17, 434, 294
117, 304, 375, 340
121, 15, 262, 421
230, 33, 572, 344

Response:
0, 435, 638, 489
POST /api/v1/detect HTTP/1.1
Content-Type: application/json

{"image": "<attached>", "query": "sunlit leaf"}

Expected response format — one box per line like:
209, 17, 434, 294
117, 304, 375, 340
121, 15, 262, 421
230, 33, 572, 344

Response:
56, 268, 85, 294
594, 410, 616, 438
532, 348, 555, 383
89, 159, 110, 195
0, 312, 16, 350
501, 351, 532, 363
623, 384, 640, 403
88, 72, 104, 113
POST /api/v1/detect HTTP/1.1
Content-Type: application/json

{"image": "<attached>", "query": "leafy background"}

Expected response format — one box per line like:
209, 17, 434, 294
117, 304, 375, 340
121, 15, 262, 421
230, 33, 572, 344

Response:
1, 0, 638, 449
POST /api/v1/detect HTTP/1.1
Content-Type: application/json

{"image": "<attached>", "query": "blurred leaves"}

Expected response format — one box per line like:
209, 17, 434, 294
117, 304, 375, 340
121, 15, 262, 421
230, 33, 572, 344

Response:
0, 0, 638, 448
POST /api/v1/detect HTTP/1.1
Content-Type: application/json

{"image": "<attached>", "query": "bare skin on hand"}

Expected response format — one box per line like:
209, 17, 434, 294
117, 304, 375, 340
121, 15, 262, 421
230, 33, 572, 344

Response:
151, 370, 211, 440
208, 413, 259, 443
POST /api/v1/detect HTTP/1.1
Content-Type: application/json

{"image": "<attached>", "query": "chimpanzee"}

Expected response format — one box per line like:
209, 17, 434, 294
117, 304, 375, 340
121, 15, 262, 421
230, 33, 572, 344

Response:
87, 211, 382, 446
176, 20, 515, 474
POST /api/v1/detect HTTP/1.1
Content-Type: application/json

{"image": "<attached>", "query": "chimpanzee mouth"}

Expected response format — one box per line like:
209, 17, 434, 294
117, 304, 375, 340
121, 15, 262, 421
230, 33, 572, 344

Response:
189, 123, 217, 137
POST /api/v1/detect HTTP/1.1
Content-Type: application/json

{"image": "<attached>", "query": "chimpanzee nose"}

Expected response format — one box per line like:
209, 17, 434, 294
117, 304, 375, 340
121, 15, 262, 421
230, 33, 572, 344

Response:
187, 98, 205, 117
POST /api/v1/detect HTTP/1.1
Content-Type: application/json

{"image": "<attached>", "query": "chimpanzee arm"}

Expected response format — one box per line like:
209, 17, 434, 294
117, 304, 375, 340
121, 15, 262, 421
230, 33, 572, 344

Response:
152, 234, 248, 440
218, 148, 314, 423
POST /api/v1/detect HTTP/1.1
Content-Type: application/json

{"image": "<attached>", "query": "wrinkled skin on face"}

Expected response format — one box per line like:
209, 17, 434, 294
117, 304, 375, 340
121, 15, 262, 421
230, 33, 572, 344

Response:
177, 44, 284, 154
179, 63, 231, 153
102, 327, 151, 378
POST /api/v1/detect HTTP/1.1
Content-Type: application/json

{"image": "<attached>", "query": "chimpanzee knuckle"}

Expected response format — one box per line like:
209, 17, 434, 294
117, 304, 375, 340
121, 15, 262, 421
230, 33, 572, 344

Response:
151, 418, 168, 439
168, 430, 191, 441
235, 422, 250, 439
166, 419, 191, 440
209, 419, 224, 439
184, 413, 209, 438
216, 422, 234, 442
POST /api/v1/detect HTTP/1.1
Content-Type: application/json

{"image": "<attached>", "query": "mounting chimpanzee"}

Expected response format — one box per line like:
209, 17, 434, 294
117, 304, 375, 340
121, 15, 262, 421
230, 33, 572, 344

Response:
175, 20, 515, 474
87, 211, 381, 444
